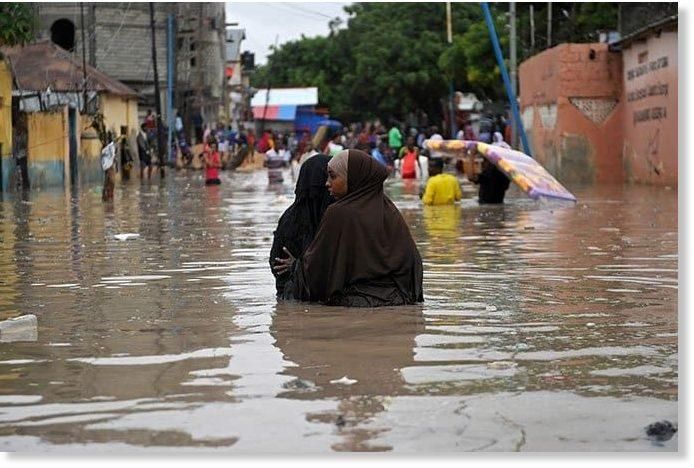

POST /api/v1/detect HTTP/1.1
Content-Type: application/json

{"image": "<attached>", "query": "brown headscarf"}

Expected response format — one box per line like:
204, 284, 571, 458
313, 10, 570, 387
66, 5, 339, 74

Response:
292, 149, 424, 306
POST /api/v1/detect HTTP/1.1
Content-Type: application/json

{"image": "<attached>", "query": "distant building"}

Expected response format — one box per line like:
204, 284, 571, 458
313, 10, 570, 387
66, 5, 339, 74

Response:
34, 2, 227, 140
175, 3, 227, 141
35, 2, 174, 121
225, 28, 250, 131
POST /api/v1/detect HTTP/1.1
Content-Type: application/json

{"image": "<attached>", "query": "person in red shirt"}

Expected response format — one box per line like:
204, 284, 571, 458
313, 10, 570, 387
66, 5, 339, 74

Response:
203, 141, 222, 185
398, 136, 421, 179
144, 109, 156, 130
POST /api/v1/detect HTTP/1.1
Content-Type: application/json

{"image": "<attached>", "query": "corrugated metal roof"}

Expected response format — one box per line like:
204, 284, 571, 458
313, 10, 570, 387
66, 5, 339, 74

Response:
1, 40, 138, 97
251, 87, 318, 107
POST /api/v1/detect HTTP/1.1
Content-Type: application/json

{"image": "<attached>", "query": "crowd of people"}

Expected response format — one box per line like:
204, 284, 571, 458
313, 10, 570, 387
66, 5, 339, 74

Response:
99, 108, 514, 209
267, 117, 516, 308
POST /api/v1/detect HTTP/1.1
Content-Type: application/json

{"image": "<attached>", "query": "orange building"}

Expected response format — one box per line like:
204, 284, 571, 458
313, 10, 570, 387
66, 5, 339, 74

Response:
519, 43, 625, 185
619, 17, 677, 186
519, 16, 677, 187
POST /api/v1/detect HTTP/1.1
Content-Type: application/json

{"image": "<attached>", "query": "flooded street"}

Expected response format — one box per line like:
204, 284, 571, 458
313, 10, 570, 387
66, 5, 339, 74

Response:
0, 170, 678, 452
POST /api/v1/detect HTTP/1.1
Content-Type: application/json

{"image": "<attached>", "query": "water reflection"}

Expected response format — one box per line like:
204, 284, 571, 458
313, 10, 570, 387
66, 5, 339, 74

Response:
272, 303, 424, 451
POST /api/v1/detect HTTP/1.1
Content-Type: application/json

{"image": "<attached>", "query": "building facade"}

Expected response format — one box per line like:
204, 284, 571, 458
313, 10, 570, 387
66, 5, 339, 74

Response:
34, 2, 227, 137
175, 2, 226, 141
617, 13, 677, 185
518, 9, 677, 187
1, 41, 139, 191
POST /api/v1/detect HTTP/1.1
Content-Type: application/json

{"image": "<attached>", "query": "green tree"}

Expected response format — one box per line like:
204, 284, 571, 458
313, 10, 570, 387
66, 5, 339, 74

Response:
251, 2, 620, 124
0, 3, 37, 47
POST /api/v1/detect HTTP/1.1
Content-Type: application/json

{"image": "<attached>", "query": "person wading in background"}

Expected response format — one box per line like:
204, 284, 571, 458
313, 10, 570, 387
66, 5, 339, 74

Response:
421, 158, 462, 205
101, 132, 116, 201
137, 123, 153, 180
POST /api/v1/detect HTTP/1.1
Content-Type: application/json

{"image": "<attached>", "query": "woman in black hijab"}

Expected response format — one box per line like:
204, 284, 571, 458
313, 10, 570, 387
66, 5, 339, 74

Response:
270, 154, 333, 298
274, 149, 423, 307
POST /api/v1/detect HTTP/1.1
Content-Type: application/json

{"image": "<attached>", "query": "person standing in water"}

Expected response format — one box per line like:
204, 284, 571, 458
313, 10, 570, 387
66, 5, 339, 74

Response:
421, 158, 462, 205
203, 141, 222, 185
101, 132, 116, 201
273, 149, 423, 307
137, 123, 153, 180
118, 126, 134, 181
470, 158, 510, 204
270, 154, 333, 298
398, 136, 421, 179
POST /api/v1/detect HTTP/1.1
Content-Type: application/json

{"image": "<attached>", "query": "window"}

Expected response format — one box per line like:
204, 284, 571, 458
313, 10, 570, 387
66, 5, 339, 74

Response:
50, 18, 76, 51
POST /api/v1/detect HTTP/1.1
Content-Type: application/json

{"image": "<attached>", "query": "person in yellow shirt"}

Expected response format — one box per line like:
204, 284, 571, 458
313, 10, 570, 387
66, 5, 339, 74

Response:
421, 159, 462, 205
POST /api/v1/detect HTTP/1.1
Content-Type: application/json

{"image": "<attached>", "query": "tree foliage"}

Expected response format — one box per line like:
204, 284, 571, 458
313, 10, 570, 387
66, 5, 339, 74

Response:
251, 2, 619, 124
0, 3, 37, 48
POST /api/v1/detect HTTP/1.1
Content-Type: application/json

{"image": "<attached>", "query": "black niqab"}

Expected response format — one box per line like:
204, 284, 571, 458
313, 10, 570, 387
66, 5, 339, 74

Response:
270, 154, 333, 296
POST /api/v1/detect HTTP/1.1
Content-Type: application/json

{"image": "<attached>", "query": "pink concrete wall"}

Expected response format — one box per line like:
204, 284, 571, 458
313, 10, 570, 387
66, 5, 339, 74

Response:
621, 30, 677, 186
519, 43, 624, 185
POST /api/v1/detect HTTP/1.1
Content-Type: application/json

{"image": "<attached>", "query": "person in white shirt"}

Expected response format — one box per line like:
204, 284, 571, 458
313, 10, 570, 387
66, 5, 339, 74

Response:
327, 134, 344, 157
101, 132, 117, 201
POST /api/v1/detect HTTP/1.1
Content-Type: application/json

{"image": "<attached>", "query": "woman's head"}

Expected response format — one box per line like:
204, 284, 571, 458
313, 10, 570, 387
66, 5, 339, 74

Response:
296, 154, 330, 198
327, 151, 349, 198
327, 149, 388, 200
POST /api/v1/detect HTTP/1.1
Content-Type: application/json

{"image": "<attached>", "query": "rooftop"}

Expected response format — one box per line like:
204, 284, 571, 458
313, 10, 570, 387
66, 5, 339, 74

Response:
1, 40, 138, 97
251, 87, 318, 107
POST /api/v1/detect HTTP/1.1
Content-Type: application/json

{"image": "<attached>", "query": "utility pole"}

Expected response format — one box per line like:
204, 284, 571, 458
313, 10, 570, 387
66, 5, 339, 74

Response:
547, 2, 552, 48
530, 4, 535, 53
480, 2, 531, 156
509, 2, 518, 148
80, 2, 88, 111
167, 13, 175, 167
260, 34, 279, 136
149, 2, 165, 178
88, 4, 96, 67
446, 2, 457, 139
196, 2, 204, 136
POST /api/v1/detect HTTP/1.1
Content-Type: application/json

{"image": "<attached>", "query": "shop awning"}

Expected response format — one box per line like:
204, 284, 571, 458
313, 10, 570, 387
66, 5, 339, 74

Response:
252, 105, 297, 121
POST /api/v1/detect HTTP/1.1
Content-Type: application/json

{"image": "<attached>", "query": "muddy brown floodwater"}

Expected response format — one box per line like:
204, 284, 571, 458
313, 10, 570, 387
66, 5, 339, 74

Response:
0, 169, 678, 452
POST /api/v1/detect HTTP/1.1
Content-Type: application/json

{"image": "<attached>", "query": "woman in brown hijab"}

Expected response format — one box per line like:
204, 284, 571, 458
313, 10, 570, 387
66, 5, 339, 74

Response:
273, 149, 423, 307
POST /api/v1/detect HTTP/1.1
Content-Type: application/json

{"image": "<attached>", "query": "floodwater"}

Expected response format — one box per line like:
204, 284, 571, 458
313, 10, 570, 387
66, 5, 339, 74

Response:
0, 169, 678, 452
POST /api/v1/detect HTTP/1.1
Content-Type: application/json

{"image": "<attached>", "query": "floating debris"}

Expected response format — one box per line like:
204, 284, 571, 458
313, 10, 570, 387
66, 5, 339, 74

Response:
113, 233, 140, 241
645, 420, 677, 442
330, 376, 357, 385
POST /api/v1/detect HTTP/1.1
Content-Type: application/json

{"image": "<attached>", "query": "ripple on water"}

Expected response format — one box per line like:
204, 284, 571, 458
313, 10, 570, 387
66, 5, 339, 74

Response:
0, 172, 678, 451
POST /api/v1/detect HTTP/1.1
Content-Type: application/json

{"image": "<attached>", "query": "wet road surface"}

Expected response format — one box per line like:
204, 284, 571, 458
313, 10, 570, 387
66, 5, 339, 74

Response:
0, 169, 678, 452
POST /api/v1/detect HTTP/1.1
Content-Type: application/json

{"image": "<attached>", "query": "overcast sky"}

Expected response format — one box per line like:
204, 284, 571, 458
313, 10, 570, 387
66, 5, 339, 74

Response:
225, 2, 353, 65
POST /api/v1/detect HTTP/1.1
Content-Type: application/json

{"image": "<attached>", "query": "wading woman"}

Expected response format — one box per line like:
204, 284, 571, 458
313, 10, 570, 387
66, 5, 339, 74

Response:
270, 154, 333, 298
273, 149, 423, 307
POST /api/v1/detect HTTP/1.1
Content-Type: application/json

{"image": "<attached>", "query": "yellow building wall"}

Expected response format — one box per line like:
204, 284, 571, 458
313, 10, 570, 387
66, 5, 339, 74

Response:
101, 94, 139, 167
0, 59, 12, 158
27, 108, 68, 162
101, 94, 139, 137
26, 107, 69, 188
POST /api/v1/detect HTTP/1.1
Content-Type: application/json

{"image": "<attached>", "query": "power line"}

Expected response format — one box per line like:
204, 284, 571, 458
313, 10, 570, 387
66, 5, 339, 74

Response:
280, 2, 334, 20
274, 3, 334, 23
